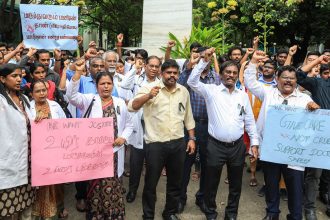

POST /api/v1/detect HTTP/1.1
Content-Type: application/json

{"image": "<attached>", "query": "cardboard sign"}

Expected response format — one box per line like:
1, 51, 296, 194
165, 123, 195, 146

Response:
31, 118, 114, 186
261, 105, 330, 169
20, 4, 78, 50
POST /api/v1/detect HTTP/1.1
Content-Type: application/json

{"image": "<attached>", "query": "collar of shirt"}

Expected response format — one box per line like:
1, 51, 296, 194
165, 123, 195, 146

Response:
276, 88, 298, 99
258, 76, 277, 85
159, 80, 181, 93
219, 82, 239, 94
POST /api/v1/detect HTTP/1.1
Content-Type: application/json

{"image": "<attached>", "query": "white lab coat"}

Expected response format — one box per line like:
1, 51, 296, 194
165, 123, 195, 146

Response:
0, 94, 32, 190
66, 79, 134, 177
30, 99, 67, 120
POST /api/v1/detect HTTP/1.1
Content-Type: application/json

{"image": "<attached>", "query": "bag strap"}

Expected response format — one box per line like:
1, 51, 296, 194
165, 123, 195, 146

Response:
83, 97, 95, 118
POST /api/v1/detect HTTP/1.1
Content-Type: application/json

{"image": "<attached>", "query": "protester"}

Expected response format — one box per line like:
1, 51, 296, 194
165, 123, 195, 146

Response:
29, 79, 68, 219
128, 59, 195, 220
67, 60, 134, 219
244, 51, 320, 220
176, 47, 221, 214
0, 63, 35, 219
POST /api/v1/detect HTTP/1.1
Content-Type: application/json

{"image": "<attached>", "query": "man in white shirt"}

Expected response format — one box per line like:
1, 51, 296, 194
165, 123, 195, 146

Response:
187, 48, 259, 220
244, 51, 320, 220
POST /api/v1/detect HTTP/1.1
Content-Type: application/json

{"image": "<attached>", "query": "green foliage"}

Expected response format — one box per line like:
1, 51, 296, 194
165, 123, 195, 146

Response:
160, 23, 232, 59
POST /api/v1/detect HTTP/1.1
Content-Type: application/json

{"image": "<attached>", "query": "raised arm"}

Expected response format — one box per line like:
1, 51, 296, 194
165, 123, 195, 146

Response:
116, 33, 123, 59
128, 85, 160, 111
243, 51, 267, 101
284, 45, 297, 66
187, 48, 215, 98
118, 59, 143, 90
4, 42, 24, 64
165, 40, 176, 61
240, 48, 254, 65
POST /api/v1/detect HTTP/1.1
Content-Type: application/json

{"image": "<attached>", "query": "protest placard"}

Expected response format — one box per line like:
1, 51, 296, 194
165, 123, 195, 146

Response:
261, 105, 330, 169
31, 118, 114, 186
19, 4, 78, 50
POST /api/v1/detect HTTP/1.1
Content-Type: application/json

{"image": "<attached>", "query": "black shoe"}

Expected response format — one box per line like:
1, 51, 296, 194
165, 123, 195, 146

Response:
326, 206, 330, 217
319, 191, 329, 204
305, 210, 318, 220
126, 191, 136, 203
177, 202, 185, 214
195, 199, 205, 213
280, 188, 288, 201
224, 216, 236, 220
163, 214, 180, 220
262, 214, 279, 220
258, 185, 265, 197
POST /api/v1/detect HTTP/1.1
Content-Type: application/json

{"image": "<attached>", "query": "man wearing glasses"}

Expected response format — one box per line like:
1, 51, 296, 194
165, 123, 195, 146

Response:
244, 51, 320, 220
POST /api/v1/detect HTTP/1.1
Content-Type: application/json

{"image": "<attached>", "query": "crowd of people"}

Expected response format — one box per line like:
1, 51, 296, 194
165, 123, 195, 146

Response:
0, 33, 330, 220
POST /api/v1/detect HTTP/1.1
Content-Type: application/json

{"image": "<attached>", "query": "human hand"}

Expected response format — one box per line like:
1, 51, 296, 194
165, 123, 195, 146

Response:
251, 50, 267, 64
253, 36, 259, 46
148, 86, 161, 99
54, 48, 61, 60
307, 101, 320, 111
14, 42, 25, 53
74, 59, 86, 72
318, 55, 329, 64
77, 35, 83, 47
117, 33, 124, 43
186, 140, 196, 155
250, 145, 259, 162
134, 59, 144, 70
85, 48, 97, 59
190, 52, 200, 65
246, 48, 255, 55
88, 41, 97, 49
113, 137, 126, 146
289, 45, 298, 56
27, 47, 37, 57
167, 40, 176, 48
203, 47, 215, 63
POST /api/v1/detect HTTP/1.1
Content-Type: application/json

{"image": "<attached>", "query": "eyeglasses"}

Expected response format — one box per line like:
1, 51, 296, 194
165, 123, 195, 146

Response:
280, 76, 296, 81
92, 64, 105, 68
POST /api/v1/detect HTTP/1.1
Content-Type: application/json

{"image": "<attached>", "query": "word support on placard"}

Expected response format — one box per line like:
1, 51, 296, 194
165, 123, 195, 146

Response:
261, 105, 330, 169
31, 118, 114, 186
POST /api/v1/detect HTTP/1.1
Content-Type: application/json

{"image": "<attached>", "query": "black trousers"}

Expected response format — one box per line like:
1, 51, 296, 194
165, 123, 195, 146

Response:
203, 136, 245, 220
304, 168, 322, 211
180, 120, 208, 204
128, 146, 145, 193
75, 181, 87, 200
319, 169, 330, 195
142, 138, 186, 219
263, 161, 304, 220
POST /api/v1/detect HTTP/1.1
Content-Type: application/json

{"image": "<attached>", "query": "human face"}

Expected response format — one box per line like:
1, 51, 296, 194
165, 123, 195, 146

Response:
38, 53, 50, 70
321, 69, 330, 80
61, 51, 68, 61
220, 65, 239, 89
145, 58, 160, 79
32, 66, 46, 80
262, 63, 276, 79
116, 62, 125, 74
277, 71, 297, 96
0, 46, 7, 55
276, 53, 288, 66
97, 75, 113, 99
230, 49, 242, 62
32, 82, 48, 104
161, 67, 179, 89
105, 53, 117, 71
0, 69, 22, 91
89, 60, 105, 78
306, 55, 319, 65
0, 52, 4, 65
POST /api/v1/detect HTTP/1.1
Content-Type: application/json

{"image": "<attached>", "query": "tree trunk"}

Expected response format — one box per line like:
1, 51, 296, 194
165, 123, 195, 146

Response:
98, 23, 103, 48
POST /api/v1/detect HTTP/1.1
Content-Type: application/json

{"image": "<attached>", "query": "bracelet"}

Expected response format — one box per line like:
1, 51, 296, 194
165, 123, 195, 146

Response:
188, 137, 196, 141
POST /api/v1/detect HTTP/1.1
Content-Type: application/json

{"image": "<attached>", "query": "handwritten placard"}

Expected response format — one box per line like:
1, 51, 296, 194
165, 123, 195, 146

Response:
19, 4, 78, 50
31, 118, 114, 186
261, 105, 330, 169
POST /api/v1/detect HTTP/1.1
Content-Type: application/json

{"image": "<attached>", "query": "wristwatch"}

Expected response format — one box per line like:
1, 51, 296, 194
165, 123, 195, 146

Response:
188, 137, 196, 141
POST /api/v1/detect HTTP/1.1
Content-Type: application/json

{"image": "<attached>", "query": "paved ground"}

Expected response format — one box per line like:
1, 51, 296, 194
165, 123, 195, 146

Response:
64, 164, 329, 220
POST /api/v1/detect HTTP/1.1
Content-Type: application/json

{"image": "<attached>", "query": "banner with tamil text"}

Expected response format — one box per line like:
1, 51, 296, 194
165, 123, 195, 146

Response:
261, 105, 330, 169
19, 4, 78, 50
31, 118, 114, 186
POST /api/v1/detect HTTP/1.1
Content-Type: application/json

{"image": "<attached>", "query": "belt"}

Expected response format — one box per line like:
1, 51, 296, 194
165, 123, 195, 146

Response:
194, 118, 208, 124
209, 135, 243, 147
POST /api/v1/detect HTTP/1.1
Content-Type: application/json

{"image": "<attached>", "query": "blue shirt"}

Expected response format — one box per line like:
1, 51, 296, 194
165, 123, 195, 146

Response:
178, 68, 221, 119
258, 75, 277, 86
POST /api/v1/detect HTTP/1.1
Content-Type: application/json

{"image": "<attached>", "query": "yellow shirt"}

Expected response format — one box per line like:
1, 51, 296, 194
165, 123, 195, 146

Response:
128, 80, 195, 143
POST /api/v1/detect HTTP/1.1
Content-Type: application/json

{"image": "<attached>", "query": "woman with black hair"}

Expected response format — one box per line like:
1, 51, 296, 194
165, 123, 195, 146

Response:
66, 60, 133, 220
0, 63, 35, 219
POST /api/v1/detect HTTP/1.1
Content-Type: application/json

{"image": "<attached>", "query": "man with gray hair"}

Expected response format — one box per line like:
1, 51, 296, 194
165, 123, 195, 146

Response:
103, 50, 119, 74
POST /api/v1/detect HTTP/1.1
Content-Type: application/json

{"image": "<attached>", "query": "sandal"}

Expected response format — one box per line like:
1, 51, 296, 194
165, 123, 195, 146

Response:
58, 208, 69, 219
249, 178, 258, 187
224, 177, 229, 184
